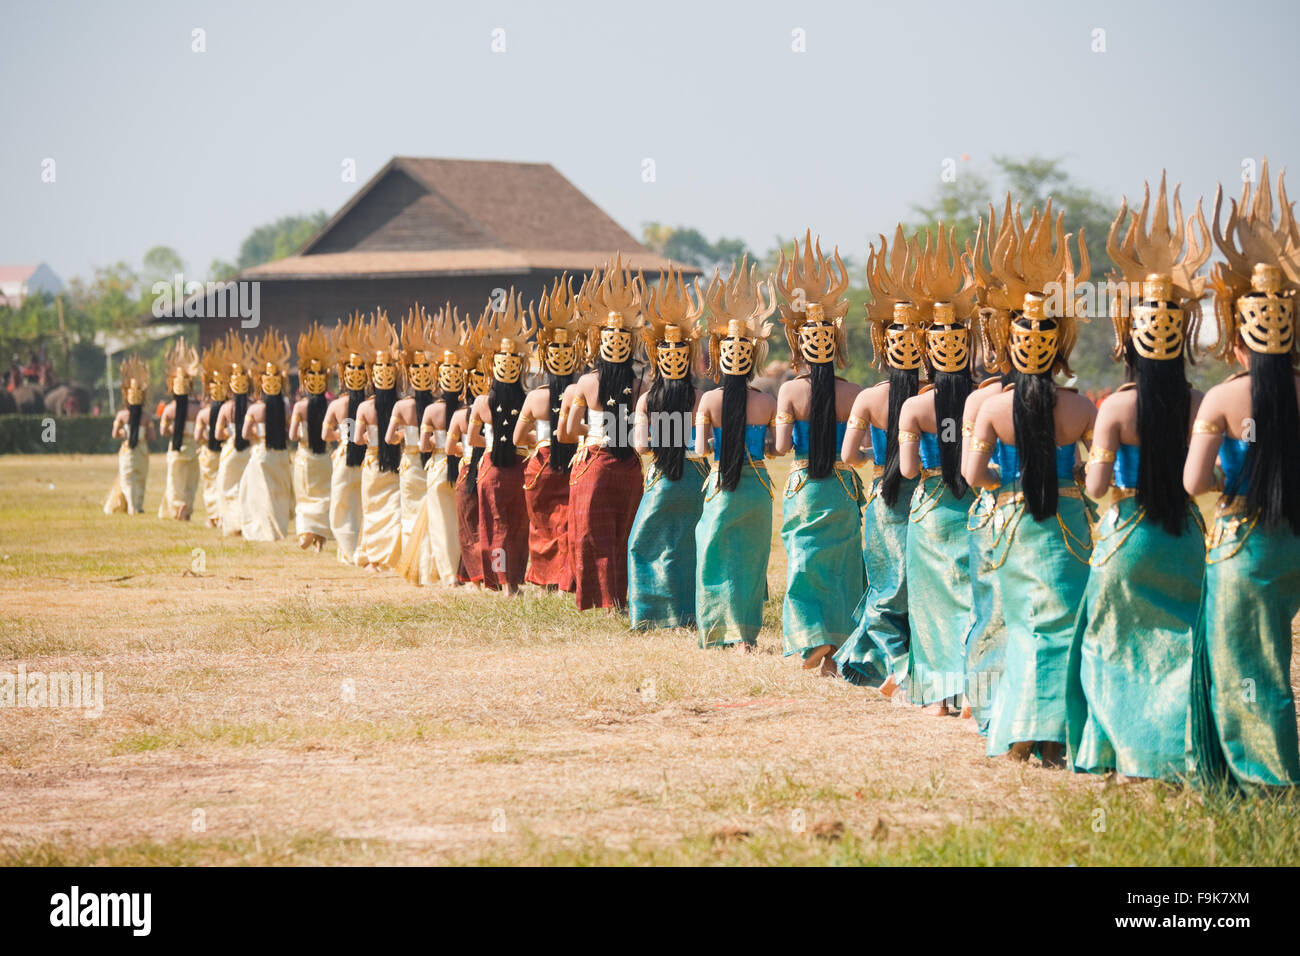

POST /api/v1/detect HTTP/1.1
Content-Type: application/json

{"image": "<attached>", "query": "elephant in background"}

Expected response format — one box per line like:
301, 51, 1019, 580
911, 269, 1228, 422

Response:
44, 383, 91, 416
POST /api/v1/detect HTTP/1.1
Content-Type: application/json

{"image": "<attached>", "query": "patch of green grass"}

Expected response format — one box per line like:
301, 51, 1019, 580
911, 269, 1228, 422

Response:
110, 716, 476, 754
2, 832, 391, 867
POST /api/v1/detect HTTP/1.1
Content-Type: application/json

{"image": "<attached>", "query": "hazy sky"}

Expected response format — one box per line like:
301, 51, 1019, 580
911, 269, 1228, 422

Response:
5, 0, 1299, 283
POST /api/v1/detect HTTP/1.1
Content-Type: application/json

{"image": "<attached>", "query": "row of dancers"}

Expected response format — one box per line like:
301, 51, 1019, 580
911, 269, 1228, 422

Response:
104, 168, 1300, 789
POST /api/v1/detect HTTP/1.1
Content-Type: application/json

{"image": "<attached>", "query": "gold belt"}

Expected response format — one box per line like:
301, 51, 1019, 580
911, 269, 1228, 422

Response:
920, 466, 943, 480
790, 459, 853, 472
995, 486, 1083, 509
1110, 486, 1137, 501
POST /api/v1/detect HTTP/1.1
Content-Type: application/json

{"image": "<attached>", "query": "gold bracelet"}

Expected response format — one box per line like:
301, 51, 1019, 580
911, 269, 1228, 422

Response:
1192, 419, 1223, 436
775, 411, 796, 425
847, 415, 869, 431
694, 413, 711, 427
1088, 446, 1117, 464
961, 420, 975, 437
969, 437, 995, 454
897, 429, 920, 444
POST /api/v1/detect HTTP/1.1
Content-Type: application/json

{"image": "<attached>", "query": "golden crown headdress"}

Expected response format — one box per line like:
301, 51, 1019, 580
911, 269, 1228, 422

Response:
534, 274, 587, 374
911, 223, 979, 374
1106, 172, 1210, 362
969, 197, 1016, 372
398, 302, 436, 368
162, 336, 200, 394
1209, 160, 1300, 363
865, 224, 926, 371
251, 329, 291, 396
775, 230, 851, 371
484, 288, 535, 355
296, 322, 332, 394
332, 312, 371, 380
430, 302, 473, 369
643, 265, 705, 380
981, 199, 1090, 375
704, 255, 777, 381
119, 354, 150, 405
221, 330, 255, 395
199, 340, 229, 399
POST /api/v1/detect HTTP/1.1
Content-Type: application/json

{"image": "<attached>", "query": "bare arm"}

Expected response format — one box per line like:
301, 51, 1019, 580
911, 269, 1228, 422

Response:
963, 402, 1000, 492
897, 398, 921, 479
1184, 391, 1225, 497
773, 383, 795, 456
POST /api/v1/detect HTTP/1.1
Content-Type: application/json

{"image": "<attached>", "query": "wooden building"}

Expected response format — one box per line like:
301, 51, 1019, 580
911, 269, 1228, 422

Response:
176, 157, 695, 350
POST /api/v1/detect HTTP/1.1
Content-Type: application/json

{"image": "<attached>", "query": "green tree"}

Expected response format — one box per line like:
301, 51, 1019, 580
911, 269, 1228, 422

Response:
141, 245, 185, 287
641, 223, 753, 274
236, 211, 329, 271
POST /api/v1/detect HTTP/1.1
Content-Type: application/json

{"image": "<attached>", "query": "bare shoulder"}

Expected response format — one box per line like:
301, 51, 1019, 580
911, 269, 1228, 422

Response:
752, 389, 777, 414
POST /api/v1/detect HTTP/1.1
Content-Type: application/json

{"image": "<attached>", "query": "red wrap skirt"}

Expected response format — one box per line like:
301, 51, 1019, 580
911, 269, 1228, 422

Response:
477, 454, 528, 591
523, 445, 575, 591
568, 446, 643, 610
456, 458, 484, 584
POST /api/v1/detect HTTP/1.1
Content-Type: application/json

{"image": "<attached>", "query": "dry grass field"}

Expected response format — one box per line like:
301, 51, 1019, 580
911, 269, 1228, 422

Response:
0, 453, 1297, 866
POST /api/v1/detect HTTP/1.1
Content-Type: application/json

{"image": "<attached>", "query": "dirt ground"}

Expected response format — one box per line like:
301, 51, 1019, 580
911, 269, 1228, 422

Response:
0, 453, 1294, 865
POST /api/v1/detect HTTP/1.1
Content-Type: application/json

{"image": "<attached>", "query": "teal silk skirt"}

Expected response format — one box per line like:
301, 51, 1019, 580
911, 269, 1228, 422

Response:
835, 473, 917, 686
985, 486, 1093, 757
1188, 507, 1300, 788
628, 457, 708, 630
963, 488, 1007, 734
1066, 497, 1205, 779
905, 475, 972, 705
780, 463, 865, 659
695, 463, 774, 648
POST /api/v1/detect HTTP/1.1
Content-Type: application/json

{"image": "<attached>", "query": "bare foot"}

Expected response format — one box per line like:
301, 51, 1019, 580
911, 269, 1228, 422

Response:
802, 645, 834, 670
877, 673, 900, 698
1007, 741, 1033, 762
959, 700, 972, 720
922, 702, 951, 717
818, 656, 839, 678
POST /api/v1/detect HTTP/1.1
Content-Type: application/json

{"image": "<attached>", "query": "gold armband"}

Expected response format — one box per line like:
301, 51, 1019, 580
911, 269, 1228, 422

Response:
421, 424, 437, 435
897, 429, 920, 444
1081, 427, 1094, 443
961, 420, 975, 437
969, 437, 995, 454
469, 414, 482, 428
519, 410, 534, 427
1087, 446, 1116, 465
1192, 419, 1223, 436
775, 411, 796, 425
847, 415, 869, 431
694, 413, 712, 427
572, 393, 587, 410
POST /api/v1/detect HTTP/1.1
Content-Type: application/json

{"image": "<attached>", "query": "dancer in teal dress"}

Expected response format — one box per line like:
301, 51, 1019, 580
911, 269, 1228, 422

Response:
964, 217, 1095, 767
628, 267, 708, 629
773, 235, 864, 674
1067, 181, 1211, 780
836, 226, 925, 692
895, 230, 978, 713
1185, 169, 1300, 788
961, 374, 1007, 733
694, 259, 778, 649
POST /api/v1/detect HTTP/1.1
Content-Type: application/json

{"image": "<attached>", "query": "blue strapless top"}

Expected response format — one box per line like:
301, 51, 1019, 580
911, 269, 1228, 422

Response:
919, 431, 942, 470
870, 425, 887, 464
791, 419, 848, 459
994, 441, 1076, 482
1219, 437, 1250, 494
713, 424, 768, 461
1114, 443, 1140, 490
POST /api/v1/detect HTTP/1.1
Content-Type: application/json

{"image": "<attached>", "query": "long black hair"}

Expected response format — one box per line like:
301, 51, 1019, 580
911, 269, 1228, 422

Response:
935, 367, 972, 498
126, 403, 142, 449
1241, 349, 1300, 532
718, 373, 749, 492
438, 391, 462, 485
374, 387, 401, 473
232, 393, 249, 453
546, 372, 578, 472
265, 395, 287, 451
488, 378, 526, 469
807, 362, 836, 479
880, 366, 920, 507
169, 394, 189, 452
205, 400, 222, 453
306, 392, 328, 455
345, 388, 366, 467
464, 444, 485, 495
1127, 340, 1190, 535
646, 373, 694, 481
597, 357, 636, 461
413, 388, 435, 467
1012, 368, 1059, 521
